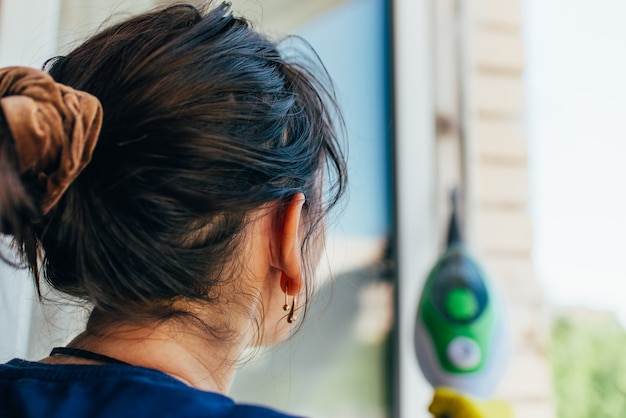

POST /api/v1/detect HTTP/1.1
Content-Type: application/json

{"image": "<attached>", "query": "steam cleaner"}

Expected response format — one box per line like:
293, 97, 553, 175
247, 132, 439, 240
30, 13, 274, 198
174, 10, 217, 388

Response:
414, 192, 513, 417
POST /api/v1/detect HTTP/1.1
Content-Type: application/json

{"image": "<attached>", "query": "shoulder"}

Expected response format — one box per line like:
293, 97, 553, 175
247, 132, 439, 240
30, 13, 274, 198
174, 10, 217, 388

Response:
0, 360, 303, 418
232, 404, 303, 418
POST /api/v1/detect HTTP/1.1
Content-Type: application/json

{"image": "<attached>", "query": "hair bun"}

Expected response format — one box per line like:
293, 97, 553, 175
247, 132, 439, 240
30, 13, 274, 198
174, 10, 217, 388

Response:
0, 66, 102, 214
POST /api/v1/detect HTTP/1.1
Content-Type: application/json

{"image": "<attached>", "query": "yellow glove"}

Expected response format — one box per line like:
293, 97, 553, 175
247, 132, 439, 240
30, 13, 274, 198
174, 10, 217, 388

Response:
428, 387, 515, 418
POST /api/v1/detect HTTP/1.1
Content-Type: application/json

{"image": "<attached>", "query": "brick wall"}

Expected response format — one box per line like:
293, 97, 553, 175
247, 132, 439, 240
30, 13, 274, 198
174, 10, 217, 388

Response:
467, 0, 556, 416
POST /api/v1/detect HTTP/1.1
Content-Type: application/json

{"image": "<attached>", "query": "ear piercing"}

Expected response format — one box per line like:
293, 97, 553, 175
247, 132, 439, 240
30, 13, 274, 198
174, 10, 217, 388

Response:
283, 285, 297, 324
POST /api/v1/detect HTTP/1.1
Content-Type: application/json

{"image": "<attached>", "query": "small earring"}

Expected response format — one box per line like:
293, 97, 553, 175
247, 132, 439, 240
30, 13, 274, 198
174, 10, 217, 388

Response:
287, 295, 297, 324
283, 285, 290, 312
282, 285, 297, 323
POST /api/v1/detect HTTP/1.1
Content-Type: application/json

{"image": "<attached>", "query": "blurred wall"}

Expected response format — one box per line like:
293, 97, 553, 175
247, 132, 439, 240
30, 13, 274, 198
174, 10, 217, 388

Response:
0, 0, 64, 361
463, 0, 555, 416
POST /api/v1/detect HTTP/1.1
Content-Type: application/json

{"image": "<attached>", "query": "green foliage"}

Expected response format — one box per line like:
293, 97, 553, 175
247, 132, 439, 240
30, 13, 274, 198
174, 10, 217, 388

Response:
551, 313, 626, 418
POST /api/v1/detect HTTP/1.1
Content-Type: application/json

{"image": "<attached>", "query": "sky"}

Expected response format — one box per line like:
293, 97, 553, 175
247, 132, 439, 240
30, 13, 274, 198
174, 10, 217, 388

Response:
525, 0, 626, 326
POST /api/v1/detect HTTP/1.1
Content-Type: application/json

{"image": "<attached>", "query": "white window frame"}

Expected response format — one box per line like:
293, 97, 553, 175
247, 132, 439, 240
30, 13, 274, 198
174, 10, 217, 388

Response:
392, 0, 438, 416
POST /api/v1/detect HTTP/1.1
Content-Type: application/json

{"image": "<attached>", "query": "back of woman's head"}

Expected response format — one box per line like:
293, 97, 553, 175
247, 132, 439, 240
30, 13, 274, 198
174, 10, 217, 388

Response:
0, 2, 346, 328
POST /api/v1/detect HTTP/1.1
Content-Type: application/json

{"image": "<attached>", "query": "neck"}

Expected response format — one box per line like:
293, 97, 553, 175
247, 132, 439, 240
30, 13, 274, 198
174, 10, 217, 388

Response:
52, 320, 247, 394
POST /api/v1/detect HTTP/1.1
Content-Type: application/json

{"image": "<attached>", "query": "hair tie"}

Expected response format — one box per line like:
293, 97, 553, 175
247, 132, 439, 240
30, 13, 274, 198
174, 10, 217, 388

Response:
0, 66, 102, 214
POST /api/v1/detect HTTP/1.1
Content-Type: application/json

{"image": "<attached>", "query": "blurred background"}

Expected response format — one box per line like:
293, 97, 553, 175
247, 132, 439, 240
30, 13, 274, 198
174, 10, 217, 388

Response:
1, 0, 625, 417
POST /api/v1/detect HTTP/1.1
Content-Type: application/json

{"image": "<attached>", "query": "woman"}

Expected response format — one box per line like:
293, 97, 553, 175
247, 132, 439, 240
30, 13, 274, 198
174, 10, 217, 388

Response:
0, 2, 346, 417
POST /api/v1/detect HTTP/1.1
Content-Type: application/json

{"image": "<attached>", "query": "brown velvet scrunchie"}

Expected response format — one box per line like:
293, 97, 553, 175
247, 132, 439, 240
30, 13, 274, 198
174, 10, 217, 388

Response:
0, 66, 102, 215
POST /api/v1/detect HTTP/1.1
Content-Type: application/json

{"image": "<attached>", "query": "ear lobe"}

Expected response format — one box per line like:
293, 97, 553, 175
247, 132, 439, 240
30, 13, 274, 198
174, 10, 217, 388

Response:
272, 193, 306, 296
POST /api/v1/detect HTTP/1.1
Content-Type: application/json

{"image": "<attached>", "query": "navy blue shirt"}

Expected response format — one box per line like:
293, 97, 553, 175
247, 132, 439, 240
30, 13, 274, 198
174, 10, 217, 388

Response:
0, 359, 300, 418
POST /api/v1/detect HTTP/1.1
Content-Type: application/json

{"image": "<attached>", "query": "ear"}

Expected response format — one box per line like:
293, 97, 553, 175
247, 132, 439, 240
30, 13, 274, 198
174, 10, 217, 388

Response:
270, 193, 306, 296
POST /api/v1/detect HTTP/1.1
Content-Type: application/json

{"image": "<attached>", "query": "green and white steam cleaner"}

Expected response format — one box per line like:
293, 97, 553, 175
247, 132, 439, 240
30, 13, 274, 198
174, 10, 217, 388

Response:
414, 191, 513, 417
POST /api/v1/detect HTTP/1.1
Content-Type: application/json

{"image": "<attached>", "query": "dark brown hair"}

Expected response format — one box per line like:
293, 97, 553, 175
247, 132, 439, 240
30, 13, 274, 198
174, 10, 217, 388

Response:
0, 2, 346, 333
